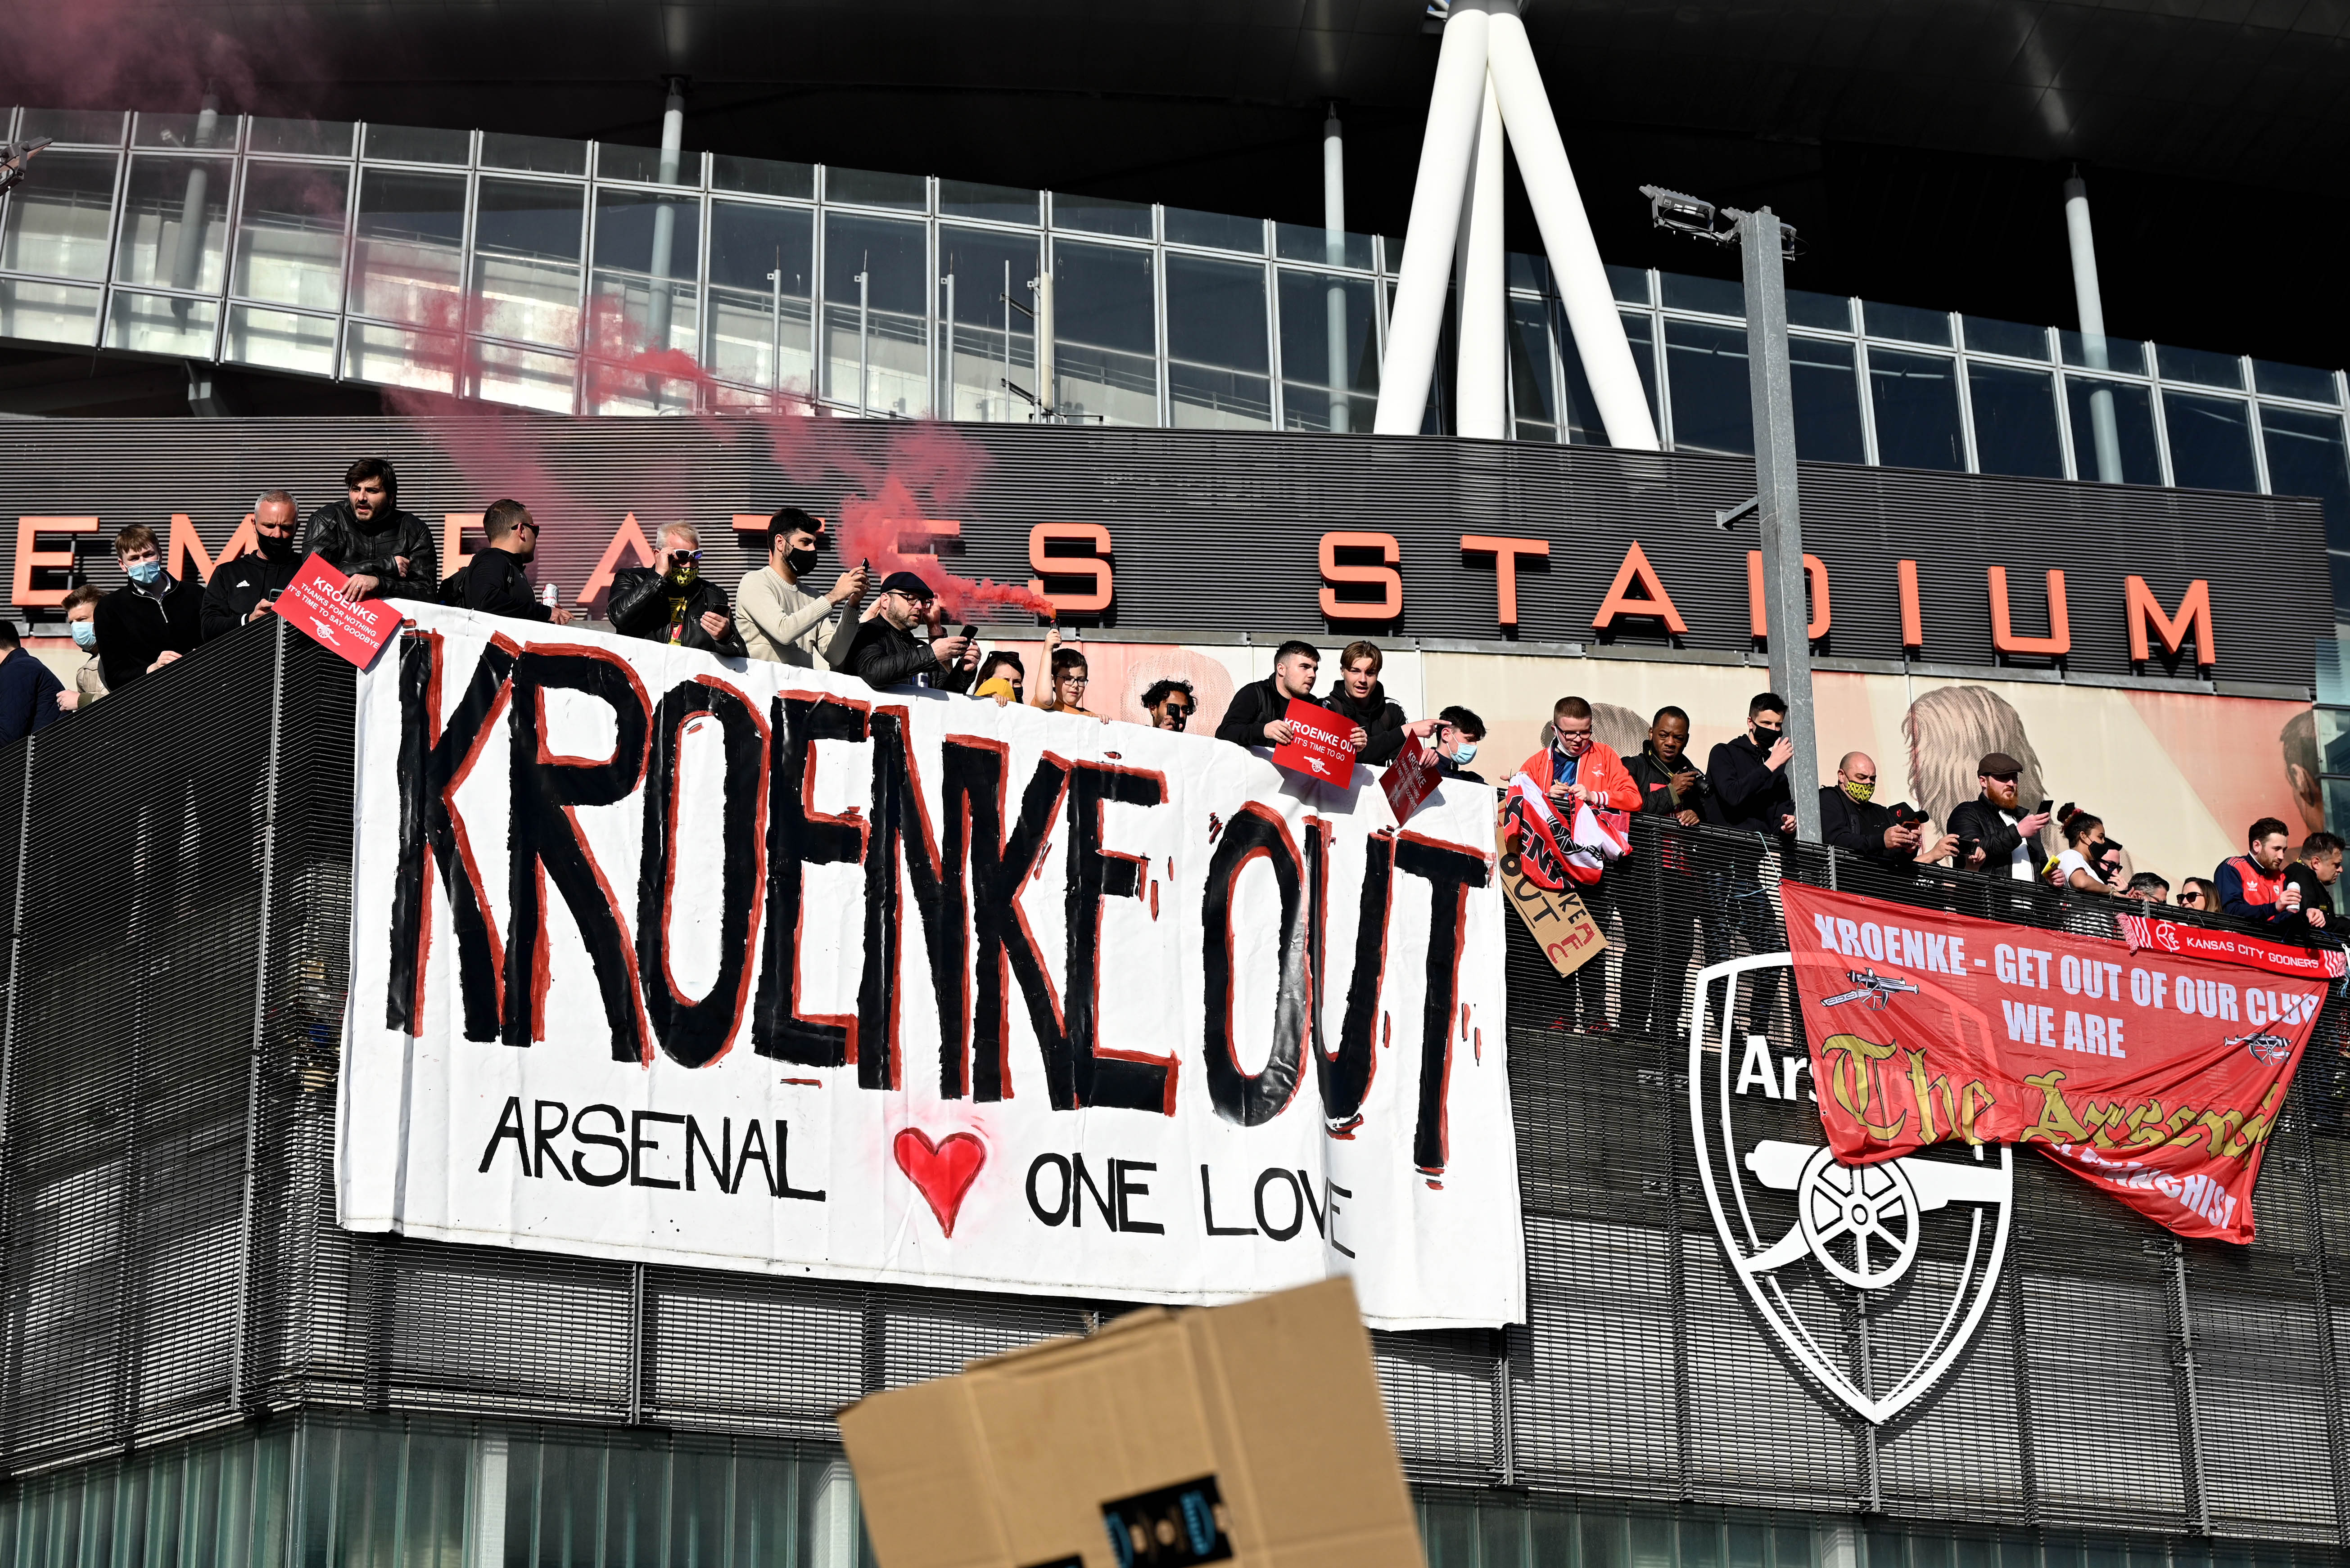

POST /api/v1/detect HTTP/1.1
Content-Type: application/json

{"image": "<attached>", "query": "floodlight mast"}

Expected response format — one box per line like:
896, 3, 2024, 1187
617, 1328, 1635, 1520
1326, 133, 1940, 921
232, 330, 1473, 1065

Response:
1644, 188, 1820, 843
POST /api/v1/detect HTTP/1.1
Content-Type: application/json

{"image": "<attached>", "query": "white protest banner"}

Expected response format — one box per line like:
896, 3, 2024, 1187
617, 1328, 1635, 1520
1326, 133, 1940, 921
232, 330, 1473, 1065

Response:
338, 606, 1524, 1329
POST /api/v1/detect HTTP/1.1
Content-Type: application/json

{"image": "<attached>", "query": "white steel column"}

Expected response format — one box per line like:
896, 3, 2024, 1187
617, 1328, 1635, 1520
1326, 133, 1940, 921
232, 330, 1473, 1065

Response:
647, 77, 687, 350
1324, 107, 1352, 433
1484, 2, 1658, 449
1455, 72, 1508, 439
2062, 172, 2122, 482
1372, 0, 1493, 435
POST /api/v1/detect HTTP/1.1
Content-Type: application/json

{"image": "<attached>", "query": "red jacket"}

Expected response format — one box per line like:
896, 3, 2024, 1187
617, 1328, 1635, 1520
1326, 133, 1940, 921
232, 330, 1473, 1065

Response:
1518, 741, 1639, 813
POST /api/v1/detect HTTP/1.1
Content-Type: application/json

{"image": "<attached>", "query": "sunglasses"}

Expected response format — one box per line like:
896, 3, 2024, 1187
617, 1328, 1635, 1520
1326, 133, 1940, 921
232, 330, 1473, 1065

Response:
1162, 703, 1193, 716
1988, 772, 2020, 784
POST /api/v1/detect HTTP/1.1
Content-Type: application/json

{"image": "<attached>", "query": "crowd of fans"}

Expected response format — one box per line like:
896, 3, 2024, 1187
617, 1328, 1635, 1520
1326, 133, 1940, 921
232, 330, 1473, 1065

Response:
0, 458, 2338, 1030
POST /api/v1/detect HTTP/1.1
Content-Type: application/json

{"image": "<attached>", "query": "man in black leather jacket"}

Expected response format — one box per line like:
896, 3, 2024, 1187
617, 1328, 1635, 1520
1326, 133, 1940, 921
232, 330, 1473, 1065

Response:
303, 457, 437, 602
442, 500, 574, 625
609, 521, 746, 655
840, 571, 976, 690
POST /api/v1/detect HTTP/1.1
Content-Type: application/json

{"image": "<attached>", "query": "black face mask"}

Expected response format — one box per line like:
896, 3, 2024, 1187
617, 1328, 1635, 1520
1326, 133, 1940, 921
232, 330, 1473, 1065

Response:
257, 531, 297, 561
786, 547, 818, 574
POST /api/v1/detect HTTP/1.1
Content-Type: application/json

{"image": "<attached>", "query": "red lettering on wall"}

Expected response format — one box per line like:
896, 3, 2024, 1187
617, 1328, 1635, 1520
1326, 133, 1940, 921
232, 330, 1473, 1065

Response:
167, 512, 261, 582
1319, 531, 1402, 622
1459, 535, 1548, 628
1898, 559, 1923, 649
2125, 576, 2217, 667
1743, 550, 1831, 640
1591, 541, 1689, 635
1029, 523, 1113, 614
1988, 566, 2071, 657
443, 513, 487, 580
578, 513, 659, 606
12, 517, 98, 608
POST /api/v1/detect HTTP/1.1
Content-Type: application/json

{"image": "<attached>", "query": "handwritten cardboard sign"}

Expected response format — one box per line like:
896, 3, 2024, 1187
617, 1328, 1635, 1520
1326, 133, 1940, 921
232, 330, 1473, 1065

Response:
274, 554, 402, 668
1269, 698, 1356, 784
1381, 742, 1441, 823
1496, 802, 1606, 977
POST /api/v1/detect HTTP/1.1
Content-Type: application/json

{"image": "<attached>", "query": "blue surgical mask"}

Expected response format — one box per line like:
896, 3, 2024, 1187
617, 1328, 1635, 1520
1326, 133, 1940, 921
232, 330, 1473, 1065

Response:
1451, 742, 1478, 766
125, 559, 163, 586
69, 620, 97, 651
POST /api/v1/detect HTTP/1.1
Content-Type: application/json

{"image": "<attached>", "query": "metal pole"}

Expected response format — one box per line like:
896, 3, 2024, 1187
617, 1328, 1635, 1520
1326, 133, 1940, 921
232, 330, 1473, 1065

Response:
228, 616, 288, 1410
766, 248, 783, 392
1455, 70, 1508, 439
940, 270, 955, 419
1034, 267, 1056, 419
2062, 173, 2123, 483
855, 263, 870, 414
1322, 106, 1351, 434
646, 77, 687, 351
1738, 206, 1821, 842
169, 86, 221, 323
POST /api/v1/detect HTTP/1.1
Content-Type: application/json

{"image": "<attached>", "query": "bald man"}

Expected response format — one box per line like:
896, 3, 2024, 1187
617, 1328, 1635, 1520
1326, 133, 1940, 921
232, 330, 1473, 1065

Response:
1821, 751, 1959, 869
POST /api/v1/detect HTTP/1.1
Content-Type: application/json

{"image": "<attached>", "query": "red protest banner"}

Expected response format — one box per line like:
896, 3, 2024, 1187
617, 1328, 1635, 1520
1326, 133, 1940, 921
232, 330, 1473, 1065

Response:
1268, 698, 1356, 784
1781, 882, 2329, 1244
274, 553, 402, 668
1381, 740, 1441, 822
2117, 909, 2348, 982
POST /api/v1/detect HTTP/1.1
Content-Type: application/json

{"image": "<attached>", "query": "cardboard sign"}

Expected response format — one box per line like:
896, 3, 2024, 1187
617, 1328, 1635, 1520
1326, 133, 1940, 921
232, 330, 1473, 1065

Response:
273, 553, 402, 668
1267, 698, 1356, 783
1783, 881, 2327, 1243
1498, 846, 1607, 978
837, 1278, 1424, 1568
1379, 741, 1441, 823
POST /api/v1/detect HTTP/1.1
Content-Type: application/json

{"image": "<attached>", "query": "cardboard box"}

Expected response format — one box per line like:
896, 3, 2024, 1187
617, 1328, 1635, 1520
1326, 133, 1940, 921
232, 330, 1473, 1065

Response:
836, 1277, 1424, 1568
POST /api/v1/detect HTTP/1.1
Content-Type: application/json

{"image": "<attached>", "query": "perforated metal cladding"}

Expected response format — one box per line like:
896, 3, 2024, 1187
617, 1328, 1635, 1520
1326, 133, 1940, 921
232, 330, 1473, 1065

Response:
8, 632, 2350, 1551
0, 417, 2323, 688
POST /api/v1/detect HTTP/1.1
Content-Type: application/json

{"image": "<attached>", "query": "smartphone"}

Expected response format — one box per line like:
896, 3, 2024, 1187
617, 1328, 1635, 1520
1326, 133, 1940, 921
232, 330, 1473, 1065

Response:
959, 624, 977, 640
2035, 798, 2052, 817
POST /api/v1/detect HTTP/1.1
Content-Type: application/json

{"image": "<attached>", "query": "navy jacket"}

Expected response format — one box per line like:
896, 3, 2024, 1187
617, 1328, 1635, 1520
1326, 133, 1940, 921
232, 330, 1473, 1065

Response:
0, 648, 64, 747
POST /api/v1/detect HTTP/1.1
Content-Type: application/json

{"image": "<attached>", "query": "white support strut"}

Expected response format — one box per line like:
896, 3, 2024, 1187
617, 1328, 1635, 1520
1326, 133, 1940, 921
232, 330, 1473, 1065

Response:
1456, 70, 1509, 440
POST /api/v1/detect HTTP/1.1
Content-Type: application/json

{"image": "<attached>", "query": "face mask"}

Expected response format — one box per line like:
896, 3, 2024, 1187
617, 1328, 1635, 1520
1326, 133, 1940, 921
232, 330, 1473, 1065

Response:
1843, 779, 1875, 804
125, 559, 163, 586
1451, 743, 1478, 766
786, 547, 818, 574
667, 558, 700, 587
257, 531, 295, 561
69, 620, 97, 651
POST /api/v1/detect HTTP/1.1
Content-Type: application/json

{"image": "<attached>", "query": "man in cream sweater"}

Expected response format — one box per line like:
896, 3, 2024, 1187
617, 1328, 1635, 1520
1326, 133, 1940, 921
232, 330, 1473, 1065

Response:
735, 507, 870, 669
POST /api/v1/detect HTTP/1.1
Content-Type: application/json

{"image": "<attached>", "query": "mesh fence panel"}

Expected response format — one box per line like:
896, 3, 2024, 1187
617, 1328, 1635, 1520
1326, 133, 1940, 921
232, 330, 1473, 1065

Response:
5, 626, 2350, 1549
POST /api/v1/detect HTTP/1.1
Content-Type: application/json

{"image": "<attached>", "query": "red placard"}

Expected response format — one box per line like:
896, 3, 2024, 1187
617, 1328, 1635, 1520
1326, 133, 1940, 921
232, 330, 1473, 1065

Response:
1781, 881, 2331, 1244
273, 553, 403, 668
1381, 741, 1442, 822
1268, 698, 1356, 783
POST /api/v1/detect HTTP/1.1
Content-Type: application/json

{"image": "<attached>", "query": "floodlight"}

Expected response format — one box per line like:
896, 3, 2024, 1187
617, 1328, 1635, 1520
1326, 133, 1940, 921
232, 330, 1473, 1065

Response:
1640, 184, 1731, 244
0, 137, 53, 198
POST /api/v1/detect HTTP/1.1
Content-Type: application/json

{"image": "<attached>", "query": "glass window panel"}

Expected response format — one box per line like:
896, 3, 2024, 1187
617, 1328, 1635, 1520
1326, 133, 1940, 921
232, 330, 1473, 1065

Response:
707, 200, 813, 393
1051, 193, 1150, 238
2262, 406, 2350, 554
1663, 318, 1750, 455
2318, 705, 2350, 774
1052, 238, 1156, 426
343, 317, 459, 388
250, 118, 354, 158
1166, 362, 1270, 428
1480, 1509, 1528, 1568
590, 190, 700, 355
21, 109, 123, 145
104, 289, 218, 356
0, 278, 103, 347
1275, 223, 1372, 270
1662, 271, 1742, 317
1868, 347, 1965, 470
2060, 329, 2145, 375
224, 304, 337, 375
1165, 253, 1266, 373
599, 144, 693, 185
1609, 263, 1652, 305
1622, 309, 1659, 431
1967, 362, 2064, 478
348, 169, 465, 325
472, 342, 576, 411
1864, 300, 1951, 346
2163, 391, 2257, 491
712, 154, 813, 199
940, 225, 1040, 421
826, 166, 925, 210
134, 112, 228, 150
471, 177, 584, 347
938, 179, 1038, 225
1508, 297, 1558, 440
1165, 207, 1262, 254
1422, 1503, 1477, 1568
1787, 289, 1851, 333
0, 149, 118, 280
2318, 639, 2350, 707
822, 212, 928, 414
2257, 360, 2337, 403
2064, 377, 2161, 485
1790, 335, 1865, 464
231, 161, 348, 310
1507, 252, 1551, 294
113, 155, 231, 292
585, 358, 699, 416
481, 132, 586, 176
2321, 777, 2350, 840
363, 124, 470, 165
1276, 270, 1378, 433
1964, 316, 2047, 359
2158, 343, 2242, 389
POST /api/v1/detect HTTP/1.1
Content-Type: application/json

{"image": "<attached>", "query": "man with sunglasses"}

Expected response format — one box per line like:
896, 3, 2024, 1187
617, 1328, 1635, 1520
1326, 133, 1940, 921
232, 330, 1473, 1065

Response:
1142, 678, 1196, 732
1945, 752, 2052, 881
610, 522, 743, 655
439, 500, 574, 625
841, 571, 977, 693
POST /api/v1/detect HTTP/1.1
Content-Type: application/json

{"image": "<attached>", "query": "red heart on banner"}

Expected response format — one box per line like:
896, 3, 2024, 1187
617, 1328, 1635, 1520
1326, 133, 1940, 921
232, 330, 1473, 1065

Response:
892, 1128, 986, 1238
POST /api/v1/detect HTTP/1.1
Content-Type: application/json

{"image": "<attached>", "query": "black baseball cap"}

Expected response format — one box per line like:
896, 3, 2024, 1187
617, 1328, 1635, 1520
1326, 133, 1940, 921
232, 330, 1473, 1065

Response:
878, 570, 935, 601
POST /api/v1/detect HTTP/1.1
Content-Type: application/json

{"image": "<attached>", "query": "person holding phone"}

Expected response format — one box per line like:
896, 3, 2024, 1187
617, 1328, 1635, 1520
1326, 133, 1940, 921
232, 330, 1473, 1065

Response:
1946, 752, 2054, 881
202, 490, 310, 640
609, 522, 745, 655
840, 571, 978, 693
